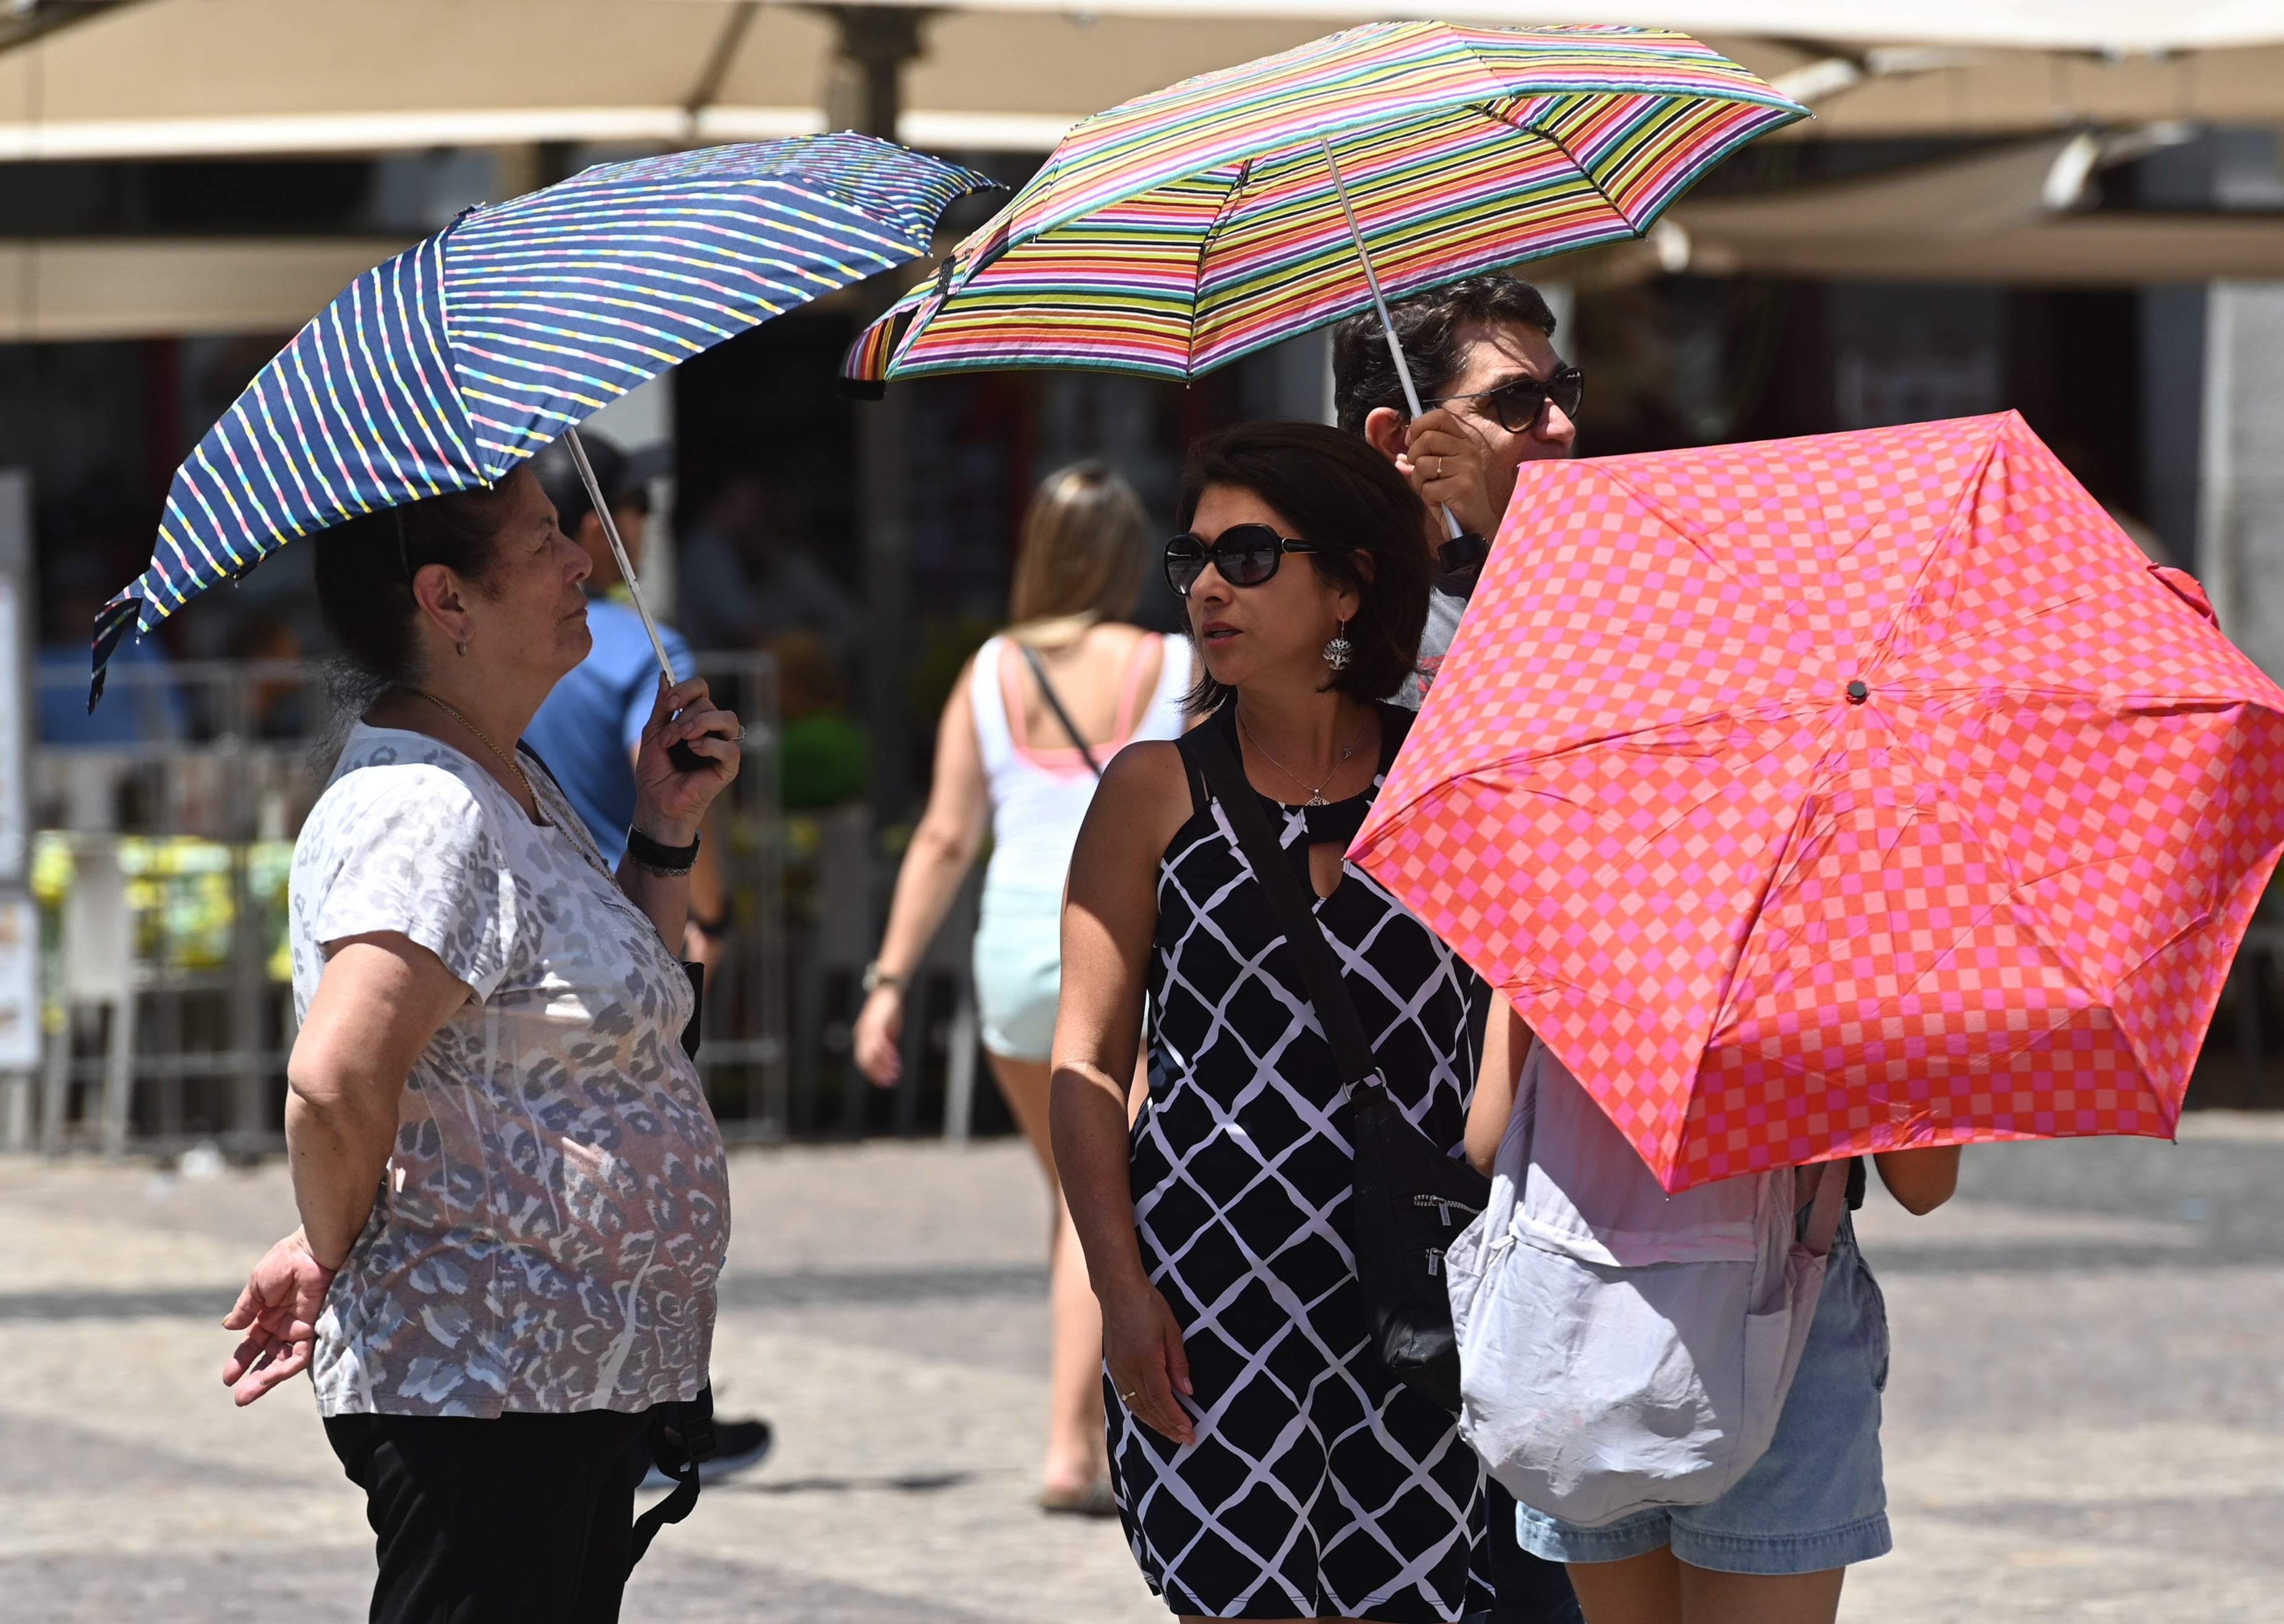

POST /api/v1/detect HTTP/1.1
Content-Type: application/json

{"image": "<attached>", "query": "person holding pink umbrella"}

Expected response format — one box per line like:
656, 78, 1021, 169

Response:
1352, 411, 2284, 1624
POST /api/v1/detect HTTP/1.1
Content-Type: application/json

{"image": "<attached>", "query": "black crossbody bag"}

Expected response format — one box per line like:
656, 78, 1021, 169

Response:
1184, 709, 1489, 1412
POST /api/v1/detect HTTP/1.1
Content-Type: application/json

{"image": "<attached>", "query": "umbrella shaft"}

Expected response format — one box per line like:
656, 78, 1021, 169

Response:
563, 425, 679, 686
1319, 139, 1464, 543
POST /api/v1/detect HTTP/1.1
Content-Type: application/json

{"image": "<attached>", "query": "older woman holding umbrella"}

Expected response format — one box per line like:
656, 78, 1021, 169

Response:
75, 136, 996, 1624
220, 465, 742, 1620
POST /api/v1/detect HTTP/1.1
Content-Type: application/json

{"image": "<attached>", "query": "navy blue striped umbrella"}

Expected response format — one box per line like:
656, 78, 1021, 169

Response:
93, 134, 995, 702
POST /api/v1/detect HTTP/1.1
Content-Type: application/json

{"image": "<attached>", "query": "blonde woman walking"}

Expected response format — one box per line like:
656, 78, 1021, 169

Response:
854, 461, 1189, 1513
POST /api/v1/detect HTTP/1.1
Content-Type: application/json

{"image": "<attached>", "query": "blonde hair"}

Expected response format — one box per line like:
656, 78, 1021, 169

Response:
1006, 461, 1152, 643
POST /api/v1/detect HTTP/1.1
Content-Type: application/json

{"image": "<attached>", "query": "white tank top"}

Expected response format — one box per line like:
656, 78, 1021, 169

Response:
970, 630, 1191, 902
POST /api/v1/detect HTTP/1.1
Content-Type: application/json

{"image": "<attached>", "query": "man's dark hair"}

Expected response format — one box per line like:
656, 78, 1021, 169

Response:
1331, 273, 1559, 435
1174, 420, 1430, 712
528, 432, 651, 539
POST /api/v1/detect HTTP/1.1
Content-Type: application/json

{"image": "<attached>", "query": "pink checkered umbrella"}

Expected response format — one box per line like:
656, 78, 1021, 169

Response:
1351, 411, 2284, 1192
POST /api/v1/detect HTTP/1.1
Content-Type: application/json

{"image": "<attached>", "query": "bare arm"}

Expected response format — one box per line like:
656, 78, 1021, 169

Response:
1874, 1145, 1961, 1215
1466, 998, 1531, 1176
221, 932, 468, 1406
853, 659, 992, 1085
1051, 740, 1195, 1446
287, 935, 472, 1265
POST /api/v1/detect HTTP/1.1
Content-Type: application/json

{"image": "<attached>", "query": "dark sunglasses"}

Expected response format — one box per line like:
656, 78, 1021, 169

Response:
1163, 524, 1320, 597
1422, 365, 1585, 433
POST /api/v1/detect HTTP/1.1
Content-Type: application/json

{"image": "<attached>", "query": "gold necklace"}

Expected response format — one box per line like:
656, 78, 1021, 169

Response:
1239, 711, 1359, 808
407, 688, 534, 803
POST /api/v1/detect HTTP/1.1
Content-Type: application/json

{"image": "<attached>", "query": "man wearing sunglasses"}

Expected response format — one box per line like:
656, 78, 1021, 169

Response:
1333, 273, 1581, 708
1334, 274, 1589, 1624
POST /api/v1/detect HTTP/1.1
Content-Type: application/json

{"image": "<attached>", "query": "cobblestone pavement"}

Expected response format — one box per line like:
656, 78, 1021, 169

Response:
3, 1117, 2282, 1622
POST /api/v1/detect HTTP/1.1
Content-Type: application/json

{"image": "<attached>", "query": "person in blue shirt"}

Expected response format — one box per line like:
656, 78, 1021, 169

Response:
524, 431, 772, 1485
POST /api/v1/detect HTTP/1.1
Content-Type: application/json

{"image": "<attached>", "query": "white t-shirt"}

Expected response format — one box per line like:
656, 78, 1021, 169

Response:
289, 724, 729, 1417
1393, 584, 1468, 710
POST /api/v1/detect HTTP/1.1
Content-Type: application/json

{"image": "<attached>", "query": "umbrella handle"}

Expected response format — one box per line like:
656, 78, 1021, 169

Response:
1320, 137, 1466, 544
563, 425, 706, 774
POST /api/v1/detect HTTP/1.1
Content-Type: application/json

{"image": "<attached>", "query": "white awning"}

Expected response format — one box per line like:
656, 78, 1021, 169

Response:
1, 1, 2281, 163
1559, 135, 2284, 286
819, 0, 2284, 53
0, 238, 411, 340
0, 1, 1328, 161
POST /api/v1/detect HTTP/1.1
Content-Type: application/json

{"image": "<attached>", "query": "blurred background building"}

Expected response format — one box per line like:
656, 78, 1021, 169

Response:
1, 0, 2279, 1153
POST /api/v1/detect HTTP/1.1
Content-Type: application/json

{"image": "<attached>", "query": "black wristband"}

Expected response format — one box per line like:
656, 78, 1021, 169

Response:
627, 825, 700, 874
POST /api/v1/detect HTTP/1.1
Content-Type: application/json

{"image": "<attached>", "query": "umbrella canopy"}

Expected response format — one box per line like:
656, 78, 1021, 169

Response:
1349, 411, 2284, 1192
844, 21, 1802, 385
93, 134, 995, 698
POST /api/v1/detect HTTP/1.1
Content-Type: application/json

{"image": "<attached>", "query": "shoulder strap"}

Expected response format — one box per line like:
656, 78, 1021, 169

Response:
1017, 642, 1103, 778
1184, 709, 1378, 1088
1797, 1157, 1850, 1259
1374, 700, 1414, 769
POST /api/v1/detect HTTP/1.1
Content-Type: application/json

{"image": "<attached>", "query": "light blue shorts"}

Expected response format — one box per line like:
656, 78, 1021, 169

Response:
1514, 1220, 1893, 1576
972, 886, 1062, 1061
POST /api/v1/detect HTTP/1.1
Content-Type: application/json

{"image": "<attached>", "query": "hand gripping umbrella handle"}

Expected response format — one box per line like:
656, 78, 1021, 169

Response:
1320, 137, 1466, 546
563, 425, 706, 773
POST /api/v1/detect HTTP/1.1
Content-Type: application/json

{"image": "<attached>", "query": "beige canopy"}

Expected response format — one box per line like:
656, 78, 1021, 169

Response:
0, 237, 410, 340
0, 1, 1334, 160
2, 1, 2282, 162
1555, 134, 2284, 287
2, 1, 2281, 336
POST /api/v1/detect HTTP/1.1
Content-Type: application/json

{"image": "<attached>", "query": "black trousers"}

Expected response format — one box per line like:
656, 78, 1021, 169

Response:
1488, 1482, 1586, 1624
325, 1408, 657, 1624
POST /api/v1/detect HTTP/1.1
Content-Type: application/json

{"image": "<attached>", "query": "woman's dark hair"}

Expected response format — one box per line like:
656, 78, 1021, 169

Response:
312, 474, 526, 686
1174, 419, 1430, 712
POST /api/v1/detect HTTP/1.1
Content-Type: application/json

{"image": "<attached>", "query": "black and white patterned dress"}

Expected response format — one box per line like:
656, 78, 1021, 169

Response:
1111, 704, 1486, 1623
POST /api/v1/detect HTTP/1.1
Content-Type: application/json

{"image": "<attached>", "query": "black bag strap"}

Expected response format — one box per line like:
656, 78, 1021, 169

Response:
630, 1386, 717, 1564
1184, 710, 1378, 1088
1017, 642, 1103, 778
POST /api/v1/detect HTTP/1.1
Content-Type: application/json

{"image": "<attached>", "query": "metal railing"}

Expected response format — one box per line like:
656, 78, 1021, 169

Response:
6, 652, 787, 1153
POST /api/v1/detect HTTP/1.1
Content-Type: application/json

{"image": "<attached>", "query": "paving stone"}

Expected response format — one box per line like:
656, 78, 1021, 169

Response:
2, 1127, 2281, 1622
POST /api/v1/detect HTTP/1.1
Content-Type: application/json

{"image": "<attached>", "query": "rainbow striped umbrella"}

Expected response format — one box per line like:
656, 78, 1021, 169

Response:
845, 22, 1803, 388
93, 134, 994, 702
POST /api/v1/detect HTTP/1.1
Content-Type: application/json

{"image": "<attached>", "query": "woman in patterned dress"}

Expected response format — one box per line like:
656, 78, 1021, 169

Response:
216, 466, 741, 1622
1052, 421, 1486, 1623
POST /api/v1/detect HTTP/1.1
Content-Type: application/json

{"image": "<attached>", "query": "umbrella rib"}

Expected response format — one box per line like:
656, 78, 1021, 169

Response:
1523, 115, 1642, 238
1184, 160, 1255, 377
1866, 425, 2004, 674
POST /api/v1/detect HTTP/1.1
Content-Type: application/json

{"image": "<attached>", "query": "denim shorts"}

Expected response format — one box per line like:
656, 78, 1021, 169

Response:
1513, 1218, 1893, 1576
972, 886, 1062, 1061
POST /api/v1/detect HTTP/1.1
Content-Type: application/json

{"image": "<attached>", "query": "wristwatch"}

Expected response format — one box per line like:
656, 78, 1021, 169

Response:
627, 825, 700, 876
861, 961, 907, 995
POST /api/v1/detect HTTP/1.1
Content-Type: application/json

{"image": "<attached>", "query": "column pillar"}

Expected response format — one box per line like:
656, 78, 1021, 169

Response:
2199, 283, 2284, 678
828, 4, 928, 819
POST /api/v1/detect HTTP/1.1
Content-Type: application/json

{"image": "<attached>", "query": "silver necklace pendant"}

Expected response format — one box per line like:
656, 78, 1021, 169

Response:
1240, 712, 1354, 805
